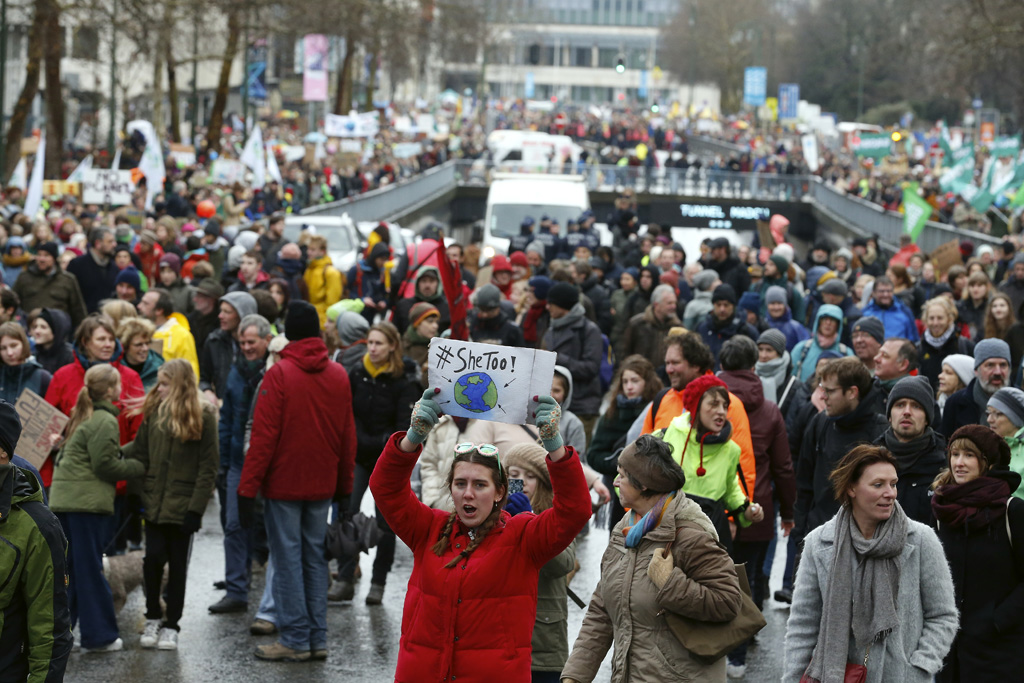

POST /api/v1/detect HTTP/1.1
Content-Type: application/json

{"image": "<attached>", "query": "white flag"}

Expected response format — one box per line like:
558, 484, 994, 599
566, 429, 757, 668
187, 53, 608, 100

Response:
8, 158, 27, 191
240, 126, 266, 189
67, 155, 94, 183
801, 134, 819, 172
23, 132, 46, 218
266, 143, 283, 185
126, 120, 165, 210
112, 147, 122, 171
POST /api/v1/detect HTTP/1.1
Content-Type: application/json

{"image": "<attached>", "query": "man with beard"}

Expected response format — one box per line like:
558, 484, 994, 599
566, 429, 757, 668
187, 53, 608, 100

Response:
850, 316, 884, 374
66, 227, 119, 312
941, 338, 1011, 438
468, 284, 524, 347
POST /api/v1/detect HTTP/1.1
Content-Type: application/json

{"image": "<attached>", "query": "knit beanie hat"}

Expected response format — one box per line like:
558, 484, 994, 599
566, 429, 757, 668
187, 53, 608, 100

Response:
617, 438, 686, 494
886, 375, 935, 426
738, 291, 761, 314
159, 253, 182, 275
769, 254, 790, 275
284, 301, 321, 341
0, 399, 22, 460
851, 316, 885, 344
528, 276, 553, 301
947, 424, 1012, 470
115, 266, 141, 292
693, 270, 718, 292
548, 282, 579, 310
504, 443, 553, 512
765, 285, 788, 306
409, 301, 440, 330
37, 241, 59, 260
712, 284, 737, 306
525, 241, 545, 257
973, 338, 1011, 370
757, 329, 786, 357
681, 374, 731, 477
475, 284, 502, 311
988, 388, 1024, 429
490, 254, 513, 273
941, 354, 975, 390
820, 278, 848, 297
509, 251, 529, 269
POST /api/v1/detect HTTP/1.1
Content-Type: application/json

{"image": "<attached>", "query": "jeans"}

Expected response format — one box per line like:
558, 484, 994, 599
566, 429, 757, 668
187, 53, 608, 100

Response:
763, 503, 796, 592
339, 463, 395, 586
57, 512, 120, 649
255, 557, 276, 624
264, 497, 331, 651
144, 523, 194, 630
223, 464, 252, 601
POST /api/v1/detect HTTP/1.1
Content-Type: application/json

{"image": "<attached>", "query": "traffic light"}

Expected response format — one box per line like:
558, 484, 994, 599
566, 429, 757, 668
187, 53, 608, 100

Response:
615, 58, 625, 74
651, 103, 660, 113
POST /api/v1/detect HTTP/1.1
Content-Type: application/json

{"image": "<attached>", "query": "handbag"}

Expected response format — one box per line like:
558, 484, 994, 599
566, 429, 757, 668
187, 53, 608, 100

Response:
798, 644, 871, 683
658, 530, 766, 664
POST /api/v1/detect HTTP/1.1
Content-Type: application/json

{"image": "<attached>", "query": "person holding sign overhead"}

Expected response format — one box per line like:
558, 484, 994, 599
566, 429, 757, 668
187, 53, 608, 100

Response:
368, 388, 592, 683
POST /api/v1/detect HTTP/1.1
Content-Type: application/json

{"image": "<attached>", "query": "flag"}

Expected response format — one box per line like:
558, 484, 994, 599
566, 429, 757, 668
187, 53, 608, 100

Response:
23, 131, 46, 218
436, 244, 467, 341
67, 155, 93, 183
112, 147, 122, 171
239, 125, 266, 189
902, 184, 931, 244
266, 144, 283, 185
126, 120, 165, 210
8, 158, 27, 191
801, 134, 819, 172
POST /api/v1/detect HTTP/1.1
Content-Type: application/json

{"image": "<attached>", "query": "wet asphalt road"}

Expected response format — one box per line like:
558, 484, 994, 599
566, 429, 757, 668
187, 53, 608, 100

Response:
65, 497, 789, 682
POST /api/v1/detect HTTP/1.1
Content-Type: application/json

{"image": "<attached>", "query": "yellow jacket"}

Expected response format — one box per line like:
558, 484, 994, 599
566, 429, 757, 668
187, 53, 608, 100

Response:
303, 255, 344, 324
153, 313, 200, 379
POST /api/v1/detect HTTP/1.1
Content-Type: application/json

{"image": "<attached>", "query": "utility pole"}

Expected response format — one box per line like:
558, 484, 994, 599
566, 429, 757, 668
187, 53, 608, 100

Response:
190, 8, 198, 145
0, 0, 8, 175
108, 0, 117, 158
242, 16, 249, 137
856, 44, 865, 120
686, 4, 695, 117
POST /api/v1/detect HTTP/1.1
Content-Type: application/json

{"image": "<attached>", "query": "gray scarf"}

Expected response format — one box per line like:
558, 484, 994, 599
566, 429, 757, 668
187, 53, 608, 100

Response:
973, 379, 993, 421
807, 503, 907, 683
755, 352, 790, 404
550, 302, 585, 331
924, 324, 955, 349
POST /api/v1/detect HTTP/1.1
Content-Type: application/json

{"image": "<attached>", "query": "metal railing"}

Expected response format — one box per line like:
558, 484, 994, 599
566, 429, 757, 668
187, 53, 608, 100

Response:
687, 135, 749, 158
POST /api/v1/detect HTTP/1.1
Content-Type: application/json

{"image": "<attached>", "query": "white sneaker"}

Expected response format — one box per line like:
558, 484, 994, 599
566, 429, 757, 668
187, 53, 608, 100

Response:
140, 620, 161, 648
157, 628, 178, 651
82, 637, 123, 654
726, 662, 747, 679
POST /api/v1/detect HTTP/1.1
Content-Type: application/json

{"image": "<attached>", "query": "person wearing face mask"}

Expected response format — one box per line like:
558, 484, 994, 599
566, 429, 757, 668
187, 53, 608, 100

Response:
0, 321, 51, 404
930, 425, 1024, 682
369, 390, 591, 683
941, 339, 1012, 438
784, 446, 958, 683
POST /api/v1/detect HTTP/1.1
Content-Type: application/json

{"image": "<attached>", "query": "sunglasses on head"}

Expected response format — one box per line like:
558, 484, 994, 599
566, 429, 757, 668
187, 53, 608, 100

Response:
454, 442, 502, 475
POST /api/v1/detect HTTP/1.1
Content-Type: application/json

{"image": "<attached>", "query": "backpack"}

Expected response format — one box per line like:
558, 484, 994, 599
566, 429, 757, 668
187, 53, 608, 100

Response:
793, 340, 849, 379
575, 323, 615, 392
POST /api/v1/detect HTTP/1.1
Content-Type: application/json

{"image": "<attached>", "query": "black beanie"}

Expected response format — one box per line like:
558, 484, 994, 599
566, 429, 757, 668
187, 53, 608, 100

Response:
548, 282, 580, 310
0, 400, 22, 459
712, 283, 737, 306
285, 301, 321, 341
37, 242, 59, 261
886, 375, 935, 426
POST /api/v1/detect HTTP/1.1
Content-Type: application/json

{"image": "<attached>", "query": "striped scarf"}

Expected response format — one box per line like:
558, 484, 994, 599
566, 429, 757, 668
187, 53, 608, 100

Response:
622, 492, 676, 548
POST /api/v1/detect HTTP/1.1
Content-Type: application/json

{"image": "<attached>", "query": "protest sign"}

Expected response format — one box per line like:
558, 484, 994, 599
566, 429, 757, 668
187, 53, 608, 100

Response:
209, 159, 248, 185
169, 143, 197, 167
82, 169, 134, 205
14, 389, 69, 470
929, 240, 962, 275
428, 339, 556, 425
853, 133, 892, 160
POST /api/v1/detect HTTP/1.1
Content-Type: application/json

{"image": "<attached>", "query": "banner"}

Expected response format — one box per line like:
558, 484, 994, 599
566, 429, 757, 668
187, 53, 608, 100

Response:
209, 159, 247, 185
853, 133, 892, 160
778, 83, 799, 119
302, 34, 329, 102
266, 144, 283, 185
801, 134, 819, 172
902, 185, 931, 243
323, 111, 380, 138
990, 134, 1021, 159
67, 155, 93, 183
82, 169, 134, 205
247, 42, 268, 103
168, 143, 197, 167
126, 120, 165, 210
743, 67, 767, 107
239, 125, 266, 189
23, 131, 45, 218
8, 158, 27, 191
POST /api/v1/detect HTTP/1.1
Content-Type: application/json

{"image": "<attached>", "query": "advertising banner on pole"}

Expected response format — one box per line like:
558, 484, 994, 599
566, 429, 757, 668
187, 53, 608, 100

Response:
743, 67, 767, 107
778, 83, 800, 119
853, 133, 892, 160
303, 34, 329, 102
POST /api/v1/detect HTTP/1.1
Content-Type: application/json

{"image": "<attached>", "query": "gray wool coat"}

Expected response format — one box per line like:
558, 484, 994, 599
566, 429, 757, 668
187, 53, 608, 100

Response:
783, 515, 959, 683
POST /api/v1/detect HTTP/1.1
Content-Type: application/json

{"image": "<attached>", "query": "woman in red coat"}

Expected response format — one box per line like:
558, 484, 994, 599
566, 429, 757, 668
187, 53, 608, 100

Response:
44, 314, 145, 489
369, 390, 592, 683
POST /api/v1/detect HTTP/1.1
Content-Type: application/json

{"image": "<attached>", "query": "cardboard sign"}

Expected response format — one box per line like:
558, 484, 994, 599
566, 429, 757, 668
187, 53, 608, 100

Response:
14, 389, 69, 470
428, 339, 556, 425
41, 180, 80, 197
82, 169, 134, 205
929, 239, 962, 276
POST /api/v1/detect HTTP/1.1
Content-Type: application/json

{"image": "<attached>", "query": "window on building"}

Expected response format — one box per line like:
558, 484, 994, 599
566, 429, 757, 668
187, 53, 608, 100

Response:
597, 47, 618, 68
575, 47, 592, 67
541, 46, 556, 66
71, 26, 100, 61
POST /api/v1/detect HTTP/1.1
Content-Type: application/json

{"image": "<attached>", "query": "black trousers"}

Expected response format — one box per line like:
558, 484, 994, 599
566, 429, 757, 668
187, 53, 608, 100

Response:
728, 539, 770, 665
144, 523, 194, 630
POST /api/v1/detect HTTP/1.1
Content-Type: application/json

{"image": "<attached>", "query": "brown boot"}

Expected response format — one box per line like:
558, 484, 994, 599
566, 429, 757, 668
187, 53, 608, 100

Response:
249, 619, 277, 636
254, 642, 310, 662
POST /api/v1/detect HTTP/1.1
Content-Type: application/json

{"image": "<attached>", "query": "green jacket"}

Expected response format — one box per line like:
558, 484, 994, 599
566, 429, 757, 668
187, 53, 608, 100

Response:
49, 401, 145, 515
11, 263, 88, 330
1007, 426, 1024, 501
532, 540, 577, 672
0, 464, 73, 682
124, 407, 219, 526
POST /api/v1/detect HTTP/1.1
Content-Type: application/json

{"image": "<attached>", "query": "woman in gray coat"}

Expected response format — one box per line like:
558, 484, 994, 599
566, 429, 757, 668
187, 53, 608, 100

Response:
784, 445, 958, 683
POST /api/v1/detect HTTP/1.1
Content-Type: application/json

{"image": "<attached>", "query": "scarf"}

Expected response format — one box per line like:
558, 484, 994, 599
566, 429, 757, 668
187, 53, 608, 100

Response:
973, 380, 993, 420
236, 356, 264, 410
362, 354, 392, 378
522, 300, 546, 343
931, 476, 1011, 530
550, 302, 585, 331
622, 492, 677, 548
756, 352, 790, 403
883, 429, 935, 472
808, 503, 907, 683
403, 327, 431, 348
616, 394, 645, 410
924, 325, 955, 349
878, 375, 902, 393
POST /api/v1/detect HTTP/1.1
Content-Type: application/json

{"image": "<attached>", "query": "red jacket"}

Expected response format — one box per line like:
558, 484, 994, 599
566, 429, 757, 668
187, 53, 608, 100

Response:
369, 433, 591, 683
43, 344, 145, 487
238, 337, 356, 500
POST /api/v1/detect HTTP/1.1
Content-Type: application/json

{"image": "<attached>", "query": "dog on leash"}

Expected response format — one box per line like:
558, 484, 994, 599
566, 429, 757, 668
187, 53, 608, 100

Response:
103, 550, 146, 614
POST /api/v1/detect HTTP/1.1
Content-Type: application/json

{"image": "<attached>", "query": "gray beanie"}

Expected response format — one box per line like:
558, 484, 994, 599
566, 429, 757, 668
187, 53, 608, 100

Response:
757, 329, 787, 357
525, 240, 545, 257
820, 278, 848, 297
693, 269, 718, 292
851, 316, 885, 344
973, 338, 1011, 370
886, 375, 935, 426
220, 291, 258, 320
765, 285, 788, 306
988, 388, 1024, 428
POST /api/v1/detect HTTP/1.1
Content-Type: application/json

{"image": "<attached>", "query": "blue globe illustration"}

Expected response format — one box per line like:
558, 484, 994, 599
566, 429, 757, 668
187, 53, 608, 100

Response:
454, 372, 498, 413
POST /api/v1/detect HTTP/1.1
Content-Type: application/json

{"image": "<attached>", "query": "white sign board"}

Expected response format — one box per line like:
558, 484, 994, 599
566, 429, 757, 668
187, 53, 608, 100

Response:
82, 169, 135, 205
324, 111, 380, 138
428, 339, 556, 425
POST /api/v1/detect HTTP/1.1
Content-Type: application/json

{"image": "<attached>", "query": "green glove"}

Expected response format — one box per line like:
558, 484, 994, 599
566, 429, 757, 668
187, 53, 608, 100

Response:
407, 388, 443, 446
533, 395, 564, 453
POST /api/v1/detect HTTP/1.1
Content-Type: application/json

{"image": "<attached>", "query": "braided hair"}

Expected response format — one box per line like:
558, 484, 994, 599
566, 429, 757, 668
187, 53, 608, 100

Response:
431, 449, 509, 568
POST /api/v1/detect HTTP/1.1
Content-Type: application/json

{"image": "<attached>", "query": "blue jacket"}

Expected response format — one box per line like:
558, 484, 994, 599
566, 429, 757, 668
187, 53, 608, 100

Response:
695, 313, 759, 370
0, 359, 51, 405
767, 306, 811, 352
863, 296, 920, 342
347, 257, 388, 324
218, 357, 265, 470
790, 304, 854, 382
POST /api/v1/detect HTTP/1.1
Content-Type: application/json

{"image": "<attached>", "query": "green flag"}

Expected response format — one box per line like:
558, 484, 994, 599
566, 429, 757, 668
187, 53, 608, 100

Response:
854, 133, 892, 160
902, 185, 931, 243
940, 151, 974, 195
1012, 183, 1024, 208
989, 134, 1021, 159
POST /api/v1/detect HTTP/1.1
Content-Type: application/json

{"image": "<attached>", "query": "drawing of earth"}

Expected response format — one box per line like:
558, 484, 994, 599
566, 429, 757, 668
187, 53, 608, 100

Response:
454, 372, 498, 413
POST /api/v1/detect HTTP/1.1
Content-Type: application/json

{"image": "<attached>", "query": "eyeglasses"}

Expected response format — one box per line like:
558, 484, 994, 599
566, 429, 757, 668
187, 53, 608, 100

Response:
454, 442, 502, 475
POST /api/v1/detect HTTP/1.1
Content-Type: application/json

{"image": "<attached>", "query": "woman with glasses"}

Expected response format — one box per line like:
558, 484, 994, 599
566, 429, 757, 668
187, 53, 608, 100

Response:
369, 389, 592, 683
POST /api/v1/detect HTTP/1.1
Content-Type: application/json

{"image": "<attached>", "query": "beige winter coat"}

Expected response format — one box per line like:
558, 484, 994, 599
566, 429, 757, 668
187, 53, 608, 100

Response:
562, 494, 742, 682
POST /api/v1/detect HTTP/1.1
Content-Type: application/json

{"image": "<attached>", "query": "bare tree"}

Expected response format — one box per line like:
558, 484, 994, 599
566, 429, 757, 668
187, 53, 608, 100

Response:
3, 0, 46, 180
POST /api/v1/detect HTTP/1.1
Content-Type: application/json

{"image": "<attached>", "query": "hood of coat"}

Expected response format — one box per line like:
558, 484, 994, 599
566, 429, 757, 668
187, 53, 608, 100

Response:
812, 303, 845, 344
41, 308, 73, 347
336, 310, 369, 345
718, 369, 764, 412
0, 463, 43, 519
414, 266, 444, 302
553, 364, 574, 408
278, 336, 329, 372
